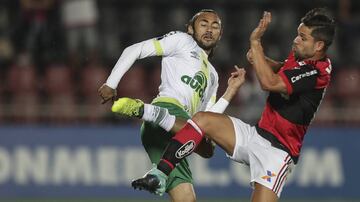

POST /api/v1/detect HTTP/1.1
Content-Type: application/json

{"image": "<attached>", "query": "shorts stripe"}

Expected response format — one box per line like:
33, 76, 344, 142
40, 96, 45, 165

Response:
284, 155, 291, 163
275, 167, 290, 194
272, 155, 291, 193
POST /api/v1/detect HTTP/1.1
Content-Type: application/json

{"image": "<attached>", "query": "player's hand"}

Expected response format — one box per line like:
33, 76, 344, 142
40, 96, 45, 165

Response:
98, 84, 117, 104
227, 65, 246, 90
246, 49, 254, 65
250, 11, 271, 43
221, 66, 246, 102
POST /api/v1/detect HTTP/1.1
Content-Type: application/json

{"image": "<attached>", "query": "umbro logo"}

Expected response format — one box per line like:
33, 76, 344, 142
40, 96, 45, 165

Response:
202, 61, 208, 68
190, 51, 200, 60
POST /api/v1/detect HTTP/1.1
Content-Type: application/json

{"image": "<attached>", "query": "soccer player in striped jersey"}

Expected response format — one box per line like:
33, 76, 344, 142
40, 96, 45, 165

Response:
115, 8, 336, 202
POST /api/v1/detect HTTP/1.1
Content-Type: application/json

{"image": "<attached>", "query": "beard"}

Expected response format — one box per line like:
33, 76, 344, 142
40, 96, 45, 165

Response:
294, 50, 314, 61
293, 45, 315, 61
293, 51, 304, 61
193, 31, 218, 51
197, 39, 217, 50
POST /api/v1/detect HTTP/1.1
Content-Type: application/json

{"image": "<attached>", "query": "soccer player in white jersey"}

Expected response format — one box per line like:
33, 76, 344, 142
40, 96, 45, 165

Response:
99, 9, 246, 201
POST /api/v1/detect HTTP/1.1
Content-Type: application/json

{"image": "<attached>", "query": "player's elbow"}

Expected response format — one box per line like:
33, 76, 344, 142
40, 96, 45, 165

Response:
260, 77, 288, 94
259, 79, 276, 91
192, 111, 211, 128
259, 82, 269, 91
259, 75, 281, 92
123, 43, 142, 55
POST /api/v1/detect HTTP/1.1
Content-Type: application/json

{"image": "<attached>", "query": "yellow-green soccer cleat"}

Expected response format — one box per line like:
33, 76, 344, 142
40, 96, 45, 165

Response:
111, 97, 144, 118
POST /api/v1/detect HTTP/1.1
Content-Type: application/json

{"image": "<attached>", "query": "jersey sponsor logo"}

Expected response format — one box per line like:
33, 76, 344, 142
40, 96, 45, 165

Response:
261, 170, 277, 182
291, 69, 317, 83
181, 71, 208, 98
175, 140, 195, 159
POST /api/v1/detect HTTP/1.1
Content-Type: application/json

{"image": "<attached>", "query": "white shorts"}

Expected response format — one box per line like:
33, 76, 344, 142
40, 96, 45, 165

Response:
227, 116, 294, 197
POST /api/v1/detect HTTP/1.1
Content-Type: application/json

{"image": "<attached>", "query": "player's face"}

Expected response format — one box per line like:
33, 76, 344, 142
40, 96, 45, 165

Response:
192, 12, 222, 51
292, 23, 317, 60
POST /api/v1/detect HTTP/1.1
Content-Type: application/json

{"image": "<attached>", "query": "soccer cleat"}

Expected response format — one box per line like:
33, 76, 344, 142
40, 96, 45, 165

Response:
131, 164, 168, 196
111, 97, 144, 118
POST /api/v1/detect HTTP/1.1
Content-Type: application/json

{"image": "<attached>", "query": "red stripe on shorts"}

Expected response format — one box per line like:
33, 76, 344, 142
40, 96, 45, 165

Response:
272, 155, 290, 192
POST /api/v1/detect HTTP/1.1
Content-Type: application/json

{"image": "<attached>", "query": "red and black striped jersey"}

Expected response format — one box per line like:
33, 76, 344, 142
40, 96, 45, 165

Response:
256, 51, 332, 163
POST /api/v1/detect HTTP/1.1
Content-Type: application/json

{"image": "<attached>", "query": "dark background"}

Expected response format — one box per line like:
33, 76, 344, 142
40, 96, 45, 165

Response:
0, 0, 359, 126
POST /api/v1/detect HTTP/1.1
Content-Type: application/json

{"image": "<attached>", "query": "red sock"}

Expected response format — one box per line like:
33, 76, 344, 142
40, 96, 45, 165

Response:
173, 119, 204, 146
158, 119, 204, 175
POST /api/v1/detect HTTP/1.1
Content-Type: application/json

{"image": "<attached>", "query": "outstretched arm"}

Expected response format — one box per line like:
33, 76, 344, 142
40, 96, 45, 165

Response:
98, 40, 159, 103
195, 66, 246, 158
207, 65, 246, 113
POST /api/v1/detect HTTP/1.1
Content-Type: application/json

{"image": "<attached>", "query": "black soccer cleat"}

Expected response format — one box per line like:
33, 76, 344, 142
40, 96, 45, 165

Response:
131, 165, 168, 196
131, 174, 160, 194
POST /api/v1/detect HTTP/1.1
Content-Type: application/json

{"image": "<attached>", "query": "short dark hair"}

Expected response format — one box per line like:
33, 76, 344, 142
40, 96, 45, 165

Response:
301, 8, 336, 50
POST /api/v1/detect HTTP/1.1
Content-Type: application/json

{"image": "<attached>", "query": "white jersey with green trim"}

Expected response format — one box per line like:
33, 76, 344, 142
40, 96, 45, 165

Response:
106, 31, 219, 115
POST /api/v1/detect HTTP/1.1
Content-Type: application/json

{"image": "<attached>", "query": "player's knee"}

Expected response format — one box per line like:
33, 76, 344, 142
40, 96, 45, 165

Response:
169, 183, 196, 202
170, 191, 196, 202
192, 111, 211, 130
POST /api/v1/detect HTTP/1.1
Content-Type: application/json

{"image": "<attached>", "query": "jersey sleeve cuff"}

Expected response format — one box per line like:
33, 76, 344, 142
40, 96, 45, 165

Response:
105, 81, 117, 90
207, 97, 229, 113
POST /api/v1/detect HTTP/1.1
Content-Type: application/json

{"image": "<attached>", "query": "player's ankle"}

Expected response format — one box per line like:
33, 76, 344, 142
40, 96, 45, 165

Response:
157, 159, 174, 176
138, 104, 144, 118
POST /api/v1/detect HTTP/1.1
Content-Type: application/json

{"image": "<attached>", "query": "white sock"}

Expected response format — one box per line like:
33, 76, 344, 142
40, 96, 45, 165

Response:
142, 104, 176, 132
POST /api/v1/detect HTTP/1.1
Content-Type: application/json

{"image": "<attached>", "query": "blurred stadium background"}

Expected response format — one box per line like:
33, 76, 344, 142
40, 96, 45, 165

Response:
0, 0, 359, 201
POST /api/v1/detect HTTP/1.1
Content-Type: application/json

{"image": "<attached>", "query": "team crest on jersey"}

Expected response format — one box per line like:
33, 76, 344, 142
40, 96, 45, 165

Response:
181, 71, 208, 98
